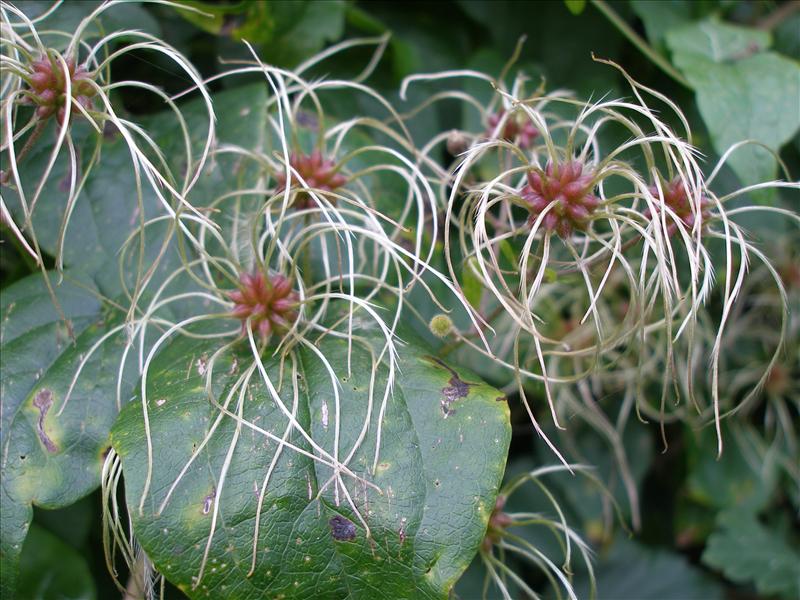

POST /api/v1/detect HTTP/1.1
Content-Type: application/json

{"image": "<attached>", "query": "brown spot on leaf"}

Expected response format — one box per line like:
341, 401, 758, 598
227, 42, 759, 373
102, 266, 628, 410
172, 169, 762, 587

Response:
329, 515, 356, 541
32, 389, 58, 453
202, 487, 216, 515
424, 356, 477, 418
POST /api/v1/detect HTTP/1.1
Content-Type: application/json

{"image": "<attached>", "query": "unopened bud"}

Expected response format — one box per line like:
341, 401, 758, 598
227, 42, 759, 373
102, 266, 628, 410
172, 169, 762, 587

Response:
446, 130, 469, 156
429, 314, 453, 338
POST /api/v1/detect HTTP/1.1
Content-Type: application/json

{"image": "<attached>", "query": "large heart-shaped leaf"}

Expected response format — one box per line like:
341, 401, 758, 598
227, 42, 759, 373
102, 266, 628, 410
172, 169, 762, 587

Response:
0, 272, 129, 597
111, 330, 511, 598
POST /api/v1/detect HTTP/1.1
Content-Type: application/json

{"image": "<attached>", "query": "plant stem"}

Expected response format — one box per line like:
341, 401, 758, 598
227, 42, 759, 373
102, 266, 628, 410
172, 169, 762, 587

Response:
590, 0, 691, 89
14, 120, 48, 169
757, 0, 800, 31
123, 553, 146, 600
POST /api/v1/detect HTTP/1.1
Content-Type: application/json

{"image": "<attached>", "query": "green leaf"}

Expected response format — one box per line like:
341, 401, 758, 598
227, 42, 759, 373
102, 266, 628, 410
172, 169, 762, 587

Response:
462, 257, 484, 310
258, 1, 347, 67
548, 422, 654, 533
345, 4, 387, 35
775, 12, 800, 59
146, 82, 269, 209
15, 1, 161, 41
666, 18, 800, 190
171, 1, 248, 35
575, 538, 724, 600
3, 123, 182, 299
0, 272, 128, 597
33, 494, 95, 550
16, 523, 96, 600
458, 1, 626, 97
564, 0, 587, 16
666, 17, 771, 62
674, 496, 716, 547
453, 555, 517, 599
702, 509, 800, 599
112, 331, 511, 598
685, 426, 778, 513
630, 0, 692, 53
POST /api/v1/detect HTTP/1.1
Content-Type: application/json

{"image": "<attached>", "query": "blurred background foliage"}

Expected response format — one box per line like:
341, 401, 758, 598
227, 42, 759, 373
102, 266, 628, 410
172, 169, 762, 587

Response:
2, 1, 798, 599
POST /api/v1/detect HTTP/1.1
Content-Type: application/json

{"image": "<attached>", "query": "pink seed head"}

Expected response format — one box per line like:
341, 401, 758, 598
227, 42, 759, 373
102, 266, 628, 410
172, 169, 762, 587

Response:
486, 110, 539, 149
25, 52, 96, 124
275, 151, 346, 209
646, 177, 712, 237
227, 270, 300, 343
521, 160, 598, 238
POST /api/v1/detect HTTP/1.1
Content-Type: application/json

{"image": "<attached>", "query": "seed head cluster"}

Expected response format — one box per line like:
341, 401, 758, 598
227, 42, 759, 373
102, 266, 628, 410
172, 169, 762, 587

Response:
275, 150, 347, 209
27, 54, 96, 125
228, 271, 299, 342
647, 177, 712, 236
487, 110, 539, 149
520, 160, 599, 238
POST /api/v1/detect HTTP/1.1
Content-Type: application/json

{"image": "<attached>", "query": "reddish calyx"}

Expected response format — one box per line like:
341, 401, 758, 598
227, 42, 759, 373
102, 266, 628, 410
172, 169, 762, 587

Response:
487, 110, 539, 149
647, 178, 711, 236
481, 495, 514, 552
274, 150, 347, 209
521, 160, 599, 238
228, 271, 299, 343
28, 54, 96, 125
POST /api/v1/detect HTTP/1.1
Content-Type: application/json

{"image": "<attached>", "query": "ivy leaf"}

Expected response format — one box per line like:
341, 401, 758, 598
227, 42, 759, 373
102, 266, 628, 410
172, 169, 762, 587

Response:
0, 272, 130, 597
16, 523, 96, 600
111, 330, 511, 598
666, 17, 800, 191
702, 509, 800, 600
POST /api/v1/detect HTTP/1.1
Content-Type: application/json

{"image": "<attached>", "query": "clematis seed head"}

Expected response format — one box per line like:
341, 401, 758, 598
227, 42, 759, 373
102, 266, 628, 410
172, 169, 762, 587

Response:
646, 176, 712, 236
274, 150, 347, 209
520, 160, 598, 239
486, 110, 539, 149
24, 52, 97, 126
228, 270, 300, 343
